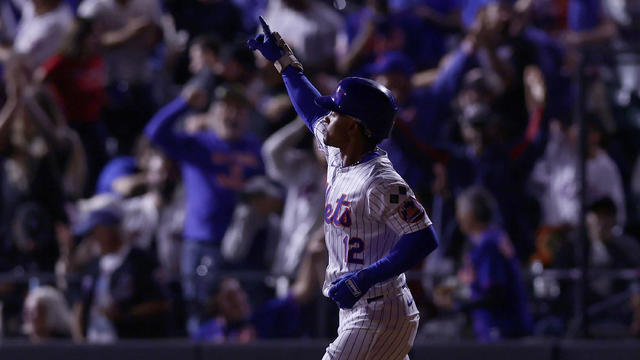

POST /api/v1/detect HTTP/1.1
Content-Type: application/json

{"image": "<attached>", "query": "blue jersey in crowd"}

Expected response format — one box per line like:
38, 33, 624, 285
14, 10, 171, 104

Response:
145, 98, 264, 244
468, 227, 533, 341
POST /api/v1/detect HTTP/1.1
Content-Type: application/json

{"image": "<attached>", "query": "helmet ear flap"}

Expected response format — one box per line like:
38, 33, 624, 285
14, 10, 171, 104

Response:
353, 118, 373, 140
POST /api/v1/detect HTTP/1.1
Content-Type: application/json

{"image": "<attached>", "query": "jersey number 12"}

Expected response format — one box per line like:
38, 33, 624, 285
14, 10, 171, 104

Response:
343, 236, 365, 265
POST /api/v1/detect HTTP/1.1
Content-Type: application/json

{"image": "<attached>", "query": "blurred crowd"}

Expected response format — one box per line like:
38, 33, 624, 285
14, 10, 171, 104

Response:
0, 0, 639, 345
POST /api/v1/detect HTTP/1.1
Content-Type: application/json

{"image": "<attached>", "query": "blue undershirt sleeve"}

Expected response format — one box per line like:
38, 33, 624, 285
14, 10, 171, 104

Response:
358, 226, 438, 287
281, 66, 330, 131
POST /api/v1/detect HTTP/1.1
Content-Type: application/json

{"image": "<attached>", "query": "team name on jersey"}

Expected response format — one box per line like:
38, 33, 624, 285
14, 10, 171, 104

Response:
324, 190, 352, 227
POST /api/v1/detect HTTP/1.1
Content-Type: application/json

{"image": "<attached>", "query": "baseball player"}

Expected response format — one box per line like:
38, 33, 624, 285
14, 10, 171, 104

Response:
248, 17, 439, 360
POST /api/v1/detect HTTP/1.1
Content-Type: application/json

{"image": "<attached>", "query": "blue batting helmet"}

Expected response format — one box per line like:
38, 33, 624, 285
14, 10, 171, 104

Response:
315, 77, 398, 142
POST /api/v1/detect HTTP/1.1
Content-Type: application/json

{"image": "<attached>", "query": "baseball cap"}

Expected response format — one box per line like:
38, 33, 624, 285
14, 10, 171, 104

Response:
366, 51, 415, 77
73, 195, 123, 237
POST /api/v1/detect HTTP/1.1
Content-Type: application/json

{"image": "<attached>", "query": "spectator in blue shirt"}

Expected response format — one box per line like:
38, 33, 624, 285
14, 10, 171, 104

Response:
145, 83, 264, 335
435, 186, 532, 342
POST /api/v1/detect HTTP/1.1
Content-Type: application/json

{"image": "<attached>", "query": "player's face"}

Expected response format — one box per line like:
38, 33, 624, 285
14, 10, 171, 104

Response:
322, 111, 358, 148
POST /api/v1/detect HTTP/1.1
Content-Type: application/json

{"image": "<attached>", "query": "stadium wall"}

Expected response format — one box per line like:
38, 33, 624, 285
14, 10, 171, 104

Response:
0, 340, 639, 360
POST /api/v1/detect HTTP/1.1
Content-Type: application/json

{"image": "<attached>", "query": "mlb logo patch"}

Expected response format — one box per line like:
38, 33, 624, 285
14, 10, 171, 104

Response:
397, 198, 425, 223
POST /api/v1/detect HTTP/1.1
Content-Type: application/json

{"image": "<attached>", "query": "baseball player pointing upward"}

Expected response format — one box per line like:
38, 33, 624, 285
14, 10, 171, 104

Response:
249, 17, 438, 360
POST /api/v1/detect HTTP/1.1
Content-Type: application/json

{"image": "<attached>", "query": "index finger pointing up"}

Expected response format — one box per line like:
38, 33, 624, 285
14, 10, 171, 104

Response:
259, 16, 272, 36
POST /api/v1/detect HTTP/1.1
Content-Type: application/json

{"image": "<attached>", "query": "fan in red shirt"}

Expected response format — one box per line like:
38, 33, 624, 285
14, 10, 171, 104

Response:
36, 18, 108, 195
37, 18, 106, 125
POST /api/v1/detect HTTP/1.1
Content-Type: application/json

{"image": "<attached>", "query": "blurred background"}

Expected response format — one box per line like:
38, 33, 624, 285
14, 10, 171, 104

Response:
0, 0, 639, 357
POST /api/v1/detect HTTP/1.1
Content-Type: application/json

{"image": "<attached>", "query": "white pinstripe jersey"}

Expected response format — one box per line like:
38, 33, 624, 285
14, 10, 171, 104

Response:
313, 120, 432, 301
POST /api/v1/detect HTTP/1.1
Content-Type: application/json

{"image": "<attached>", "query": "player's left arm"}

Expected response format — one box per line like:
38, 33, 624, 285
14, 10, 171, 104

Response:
329, 183, 438, 309
330, 227, 438, 309
248, 17, 328, 131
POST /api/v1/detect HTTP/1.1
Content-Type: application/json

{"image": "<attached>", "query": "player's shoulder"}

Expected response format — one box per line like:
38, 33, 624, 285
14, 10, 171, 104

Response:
365, 156, 408, 192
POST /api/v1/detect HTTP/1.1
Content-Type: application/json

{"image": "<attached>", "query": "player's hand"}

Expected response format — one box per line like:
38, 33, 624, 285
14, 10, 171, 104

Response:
247, 16, 283, 61
328, 272, 372, 309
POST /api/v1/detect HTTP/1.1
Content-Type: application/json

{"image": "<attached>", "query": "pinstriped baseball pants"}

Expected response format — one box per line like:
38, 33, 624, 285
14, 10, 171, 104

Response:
322, 286, 420, 360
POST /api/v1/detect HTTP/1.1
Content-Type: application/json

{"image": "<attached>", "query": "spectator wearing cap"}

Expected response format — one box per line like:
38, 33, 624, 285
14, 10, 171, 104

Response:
72, 196, 168, 342
144, 83, 264, 335
370, 43, 475, 196
434, 186, 533, 342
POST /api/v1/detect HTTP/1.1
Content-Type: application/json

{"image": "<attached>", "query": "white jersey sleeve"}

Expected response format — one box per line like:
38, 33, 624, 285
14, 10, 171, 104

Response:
313, 117, 328, 154
366, 180, 432, 236
313, 117, 341, 165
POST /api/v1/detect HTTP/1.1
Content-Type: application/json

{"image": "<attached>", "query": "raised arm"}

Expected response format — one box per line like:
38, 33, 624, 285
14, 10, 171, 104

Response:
508, 66, 549, 167
262, 119, 308, 183
144, 88, 207, 162
248, 17, 329, 130
429, 36, 477, 102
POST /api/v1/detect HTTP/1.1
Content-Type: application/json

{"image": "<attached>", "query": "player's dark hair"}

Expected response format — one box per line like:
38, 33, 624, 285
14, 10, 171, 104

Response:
355, 121, 381, 151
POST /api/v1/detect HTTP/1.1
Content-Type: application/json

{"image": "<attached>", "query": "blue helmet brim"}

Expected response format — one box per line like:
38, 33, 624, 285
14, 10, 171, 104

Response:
315, 96, 341, 113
